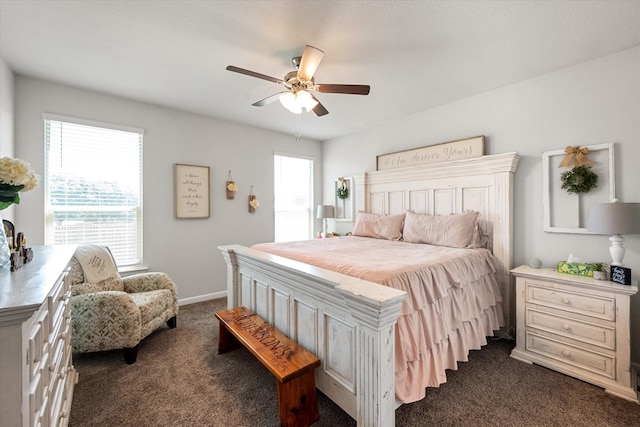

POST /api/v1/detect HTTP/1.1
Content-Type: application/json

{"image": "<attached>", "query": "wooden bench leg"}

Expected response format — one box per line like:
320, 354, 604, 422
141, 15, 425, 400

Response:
217, 320, 243, 354
276, 371, 319, 427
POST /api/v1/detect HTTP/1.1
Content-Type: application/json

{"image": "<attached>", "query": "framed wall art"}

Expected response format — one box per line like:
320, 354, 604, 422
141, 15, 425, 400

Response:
174, 163, 210, 219
334, 177, 354, 221
542, 142, 615, 233
376, 135, 484, 171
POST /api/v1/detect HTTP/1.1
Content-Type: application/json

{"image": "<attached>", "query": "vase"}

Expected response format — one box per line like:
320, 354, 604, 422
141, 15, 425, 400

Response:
0, 212, 10, 268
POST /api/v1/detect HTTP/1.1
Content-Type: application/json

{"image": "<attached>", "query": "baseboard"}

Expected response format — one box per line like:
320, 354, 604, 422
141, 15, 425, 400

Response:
632, 362, 640, 398
178, 291, 227, 306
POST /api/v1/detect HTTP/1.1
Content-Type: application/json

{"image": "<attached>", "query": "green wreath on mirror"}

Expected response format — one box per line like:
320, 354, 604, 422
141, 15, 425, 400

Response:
336, 178, 349, 199
560, 165, 598, 194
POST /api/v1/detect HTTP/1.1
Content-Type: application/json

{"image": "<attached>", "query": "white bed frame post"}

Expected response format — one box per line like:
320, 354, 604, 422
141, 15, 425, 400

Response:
337, 289, 404, 427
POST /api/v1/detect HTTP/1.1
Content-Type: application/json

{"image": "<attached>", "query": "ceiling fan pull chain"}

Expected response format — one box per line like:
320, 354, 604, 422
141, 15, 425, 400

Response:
294, 114, 301, 141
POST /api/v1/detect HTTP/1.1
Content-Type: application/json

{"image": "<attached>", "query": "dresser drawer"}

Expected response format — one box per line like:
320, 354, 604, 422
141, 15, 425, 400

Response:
48, 275, 68, 331
526, 282, 615, 321
526, 332, 614, 379
28, 305, 50, 381
526, 307, 615, 350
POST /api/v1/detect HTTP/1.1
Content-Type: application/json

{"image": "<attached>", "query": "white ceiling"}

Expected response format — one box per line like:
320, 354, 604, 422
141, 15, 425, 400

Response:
2, 1, 640, 141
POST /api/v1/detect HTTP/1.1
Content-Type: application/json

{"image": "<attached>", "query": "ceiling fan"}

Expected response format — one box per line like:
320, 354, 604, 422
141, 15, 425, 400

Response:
226, 45, 370, 116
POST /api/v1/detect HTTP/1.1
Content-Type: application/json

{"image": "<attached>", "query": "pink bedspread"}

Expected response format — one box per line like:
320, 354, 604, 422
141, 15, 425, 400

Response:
252, 236, 504, 403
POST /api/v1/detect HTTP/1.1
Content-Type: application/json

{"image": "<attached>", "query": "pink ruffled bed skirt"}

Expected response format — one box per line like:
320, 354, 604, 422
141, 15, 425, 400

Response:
252, 237, 504, 403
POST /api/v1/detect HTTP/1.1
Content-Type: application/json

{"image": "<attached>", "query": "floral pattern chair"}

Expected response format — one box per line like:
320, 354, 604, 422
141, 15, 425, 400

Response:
69, 245, 178, 364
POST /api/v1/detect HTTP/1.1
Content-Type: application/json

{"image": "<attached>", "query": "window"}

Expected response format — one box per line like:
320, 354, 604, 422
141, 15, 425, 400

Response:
274, 153, 314, 242
44, 115, 143, 266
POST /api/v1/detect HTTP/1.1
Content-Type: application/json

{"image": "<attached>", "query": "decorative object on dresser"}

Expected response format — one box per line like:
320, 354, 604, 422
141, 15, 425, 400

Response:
610, 265, 632, 285
0, 245, 77, 427
586, 200, 640, 266
511, 265, 639, 402
316, 204, 334, 238
69, 244, 179, 364
3, 218, 35, 272
588, 262, 608, 280
0, 156, 39, 268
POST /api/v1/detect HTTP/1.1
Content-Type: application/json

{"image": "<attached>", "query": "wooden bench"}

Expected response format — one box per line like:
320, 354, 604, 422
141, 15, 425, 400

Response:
215, 306, 321, 427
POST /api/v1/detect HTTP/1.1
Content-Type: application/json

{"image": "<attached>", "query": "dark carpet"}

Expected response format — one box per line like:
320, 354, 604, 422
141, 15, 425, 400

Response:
69, 298, 640, 426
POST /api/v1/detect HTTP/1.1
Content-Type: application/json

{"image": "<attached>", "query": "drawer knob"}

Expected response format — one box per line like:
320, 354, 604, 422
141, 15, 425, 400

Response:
562, 324, 570, 331
562, 350, 572, 358
562, 298, 570, 304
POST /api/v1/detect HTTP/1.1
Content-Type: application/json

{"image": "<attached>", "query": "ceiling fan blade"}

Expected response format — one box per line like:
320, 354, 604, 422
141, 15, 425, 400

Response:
310, 94, 329, 116
315, 84, 370, 95
297, 45, 324, 81
226, 66, 283, 84
252, 91, 288, 107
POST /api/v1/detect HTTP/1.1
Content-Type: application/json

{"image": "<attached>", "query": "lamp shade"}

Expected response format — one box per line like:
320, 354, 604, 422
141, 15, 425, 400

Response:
587, 202, 640, 235
316, 205, 335, 219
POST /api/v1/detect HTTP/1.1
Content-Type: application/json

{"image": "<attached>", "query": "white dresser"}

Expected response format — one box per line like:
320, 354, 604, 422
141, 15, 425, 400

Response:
511, 265, 638, 402
0, 245, 77, 427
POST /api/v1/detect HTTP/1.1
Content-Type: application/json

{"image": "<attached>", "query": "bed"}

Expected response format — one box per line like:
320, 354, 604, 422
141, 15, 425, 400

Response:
219, 152, 519, 426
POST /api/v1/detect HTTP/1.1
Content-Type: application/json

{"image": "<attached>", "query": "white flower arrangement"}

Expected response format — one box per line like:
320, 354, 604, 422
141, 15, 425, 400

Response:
249, 198, 259, 209
0, 157, 39, 210
226, 181, 238, 192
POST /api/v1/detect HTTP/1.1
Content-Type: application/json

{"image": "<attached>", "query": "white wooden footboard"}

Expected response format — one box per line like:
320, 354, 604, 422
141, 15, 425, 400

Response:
219, 244, 407, 427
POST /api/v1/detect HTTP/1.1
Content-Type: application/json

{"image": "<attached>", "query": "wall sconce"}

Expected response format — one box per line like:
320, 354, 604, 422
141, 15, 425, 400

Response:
248, 185, 259, 213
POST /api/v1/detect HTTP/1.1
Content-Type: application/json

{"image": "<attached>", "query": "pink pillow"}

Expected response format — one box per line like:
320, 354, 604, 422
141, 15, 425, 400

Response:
352, 211, 405, 241
403, 210, 480, 248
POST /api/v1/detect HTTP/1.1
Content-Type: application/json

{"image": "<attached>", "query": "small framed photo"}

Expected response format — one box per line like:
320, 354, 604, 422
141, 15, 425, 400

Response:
610, 266, 631, 285
174, 164, 210, 219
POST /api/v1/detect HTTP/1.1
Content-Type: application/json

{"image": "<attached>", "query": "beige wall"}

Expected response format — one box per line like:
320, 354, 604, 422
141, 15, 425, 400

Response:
322, 46, 640, 360
13, 76, 322, 303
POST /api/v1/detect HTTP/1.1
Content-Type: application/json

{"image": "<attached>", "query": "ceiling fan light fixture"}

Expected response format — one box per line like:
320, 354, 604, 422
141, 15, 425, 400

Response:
279, 92, 302, 114
297, 90, 318, 112
279, 90, 317, 114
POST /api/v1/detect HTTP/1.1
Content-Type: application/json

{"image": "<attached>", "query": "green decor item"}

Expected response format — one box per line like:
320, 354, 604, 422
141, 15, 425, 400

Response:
557, 261, 594, 277
560, 165, 598, 194
336, 177, 349, 200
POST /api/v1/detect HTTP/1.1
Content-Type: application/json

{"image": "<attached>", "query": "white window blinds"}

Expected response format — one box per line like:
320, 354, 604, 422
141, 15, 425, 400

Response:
44, 116, 143, 266
274, 154, 314, 242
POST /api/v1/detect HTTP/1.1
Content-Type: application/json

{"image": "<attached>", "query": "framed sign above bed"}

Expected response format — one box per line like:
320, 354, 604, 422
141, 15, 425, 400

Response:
376, 135, 485, 171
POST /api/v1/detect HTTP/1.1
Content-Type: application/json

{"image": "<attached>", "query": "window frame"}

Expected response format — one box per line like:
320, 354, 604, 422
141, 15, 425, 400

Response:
274, 152, 315, 242
43, 113, 144, 266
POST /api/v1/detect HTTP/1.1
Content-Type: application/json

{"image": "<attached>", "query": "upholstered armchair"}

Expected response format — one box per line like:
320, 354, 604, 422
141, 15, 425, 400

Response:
69, 245, 178, 364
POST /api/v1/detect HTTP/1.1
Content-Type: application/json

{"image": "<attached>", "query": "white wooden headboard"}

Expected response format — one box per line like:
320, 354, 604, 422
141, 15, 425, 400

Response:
354, 152, 520, 334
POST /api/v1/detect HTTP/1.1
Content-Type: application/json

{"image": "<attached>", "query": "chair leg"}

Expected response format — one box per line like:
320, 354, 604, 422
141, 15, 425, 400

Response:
123, 345, 139, 364
167, 316, 177, 329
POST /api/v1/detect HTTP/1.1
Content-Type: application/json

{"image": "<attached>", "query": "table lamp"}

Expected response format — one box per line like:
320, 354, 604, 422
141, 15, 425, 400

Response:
587, 200, 640, 266
316, 205, 335, 238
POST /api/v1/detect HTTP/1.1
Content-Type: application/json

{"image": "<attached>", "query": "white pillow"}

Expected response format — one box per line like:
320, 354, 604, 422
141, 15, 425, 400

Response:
402, 210, 480, 248
73, 244, 121, 283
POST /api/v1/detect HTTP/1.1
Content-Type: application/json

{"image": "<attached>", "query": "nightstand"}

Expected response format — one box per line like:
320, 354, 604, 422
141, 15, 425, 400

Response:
510, 265, 638, 402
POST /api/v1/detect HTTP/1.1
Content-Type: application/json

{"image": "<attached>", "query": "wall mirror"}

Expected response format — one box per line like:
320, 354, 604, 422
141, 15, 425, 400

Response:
542, 142, 615, 234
